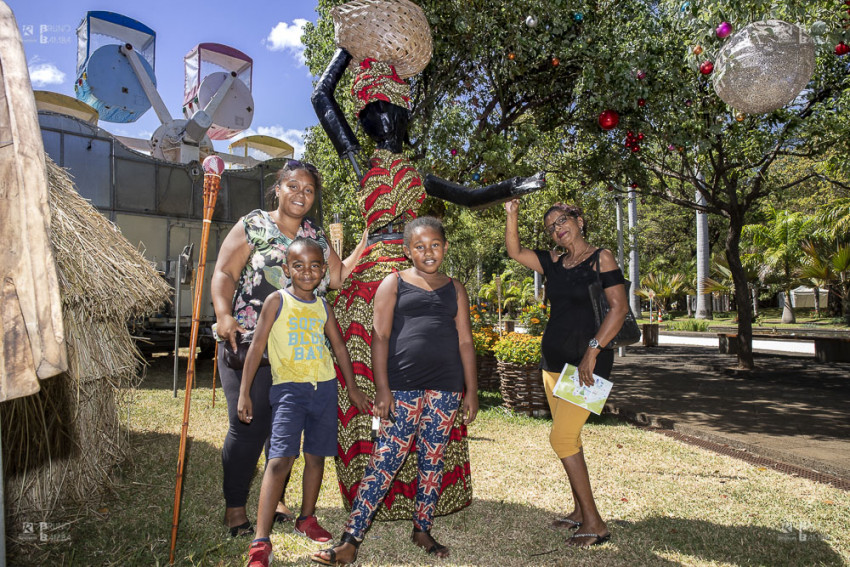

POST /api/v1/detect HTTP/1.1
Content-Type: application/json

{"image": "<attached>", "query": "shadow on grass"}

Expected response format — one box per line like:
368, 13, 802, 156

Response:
13, 423, 844, 566
7, 428, 253, 567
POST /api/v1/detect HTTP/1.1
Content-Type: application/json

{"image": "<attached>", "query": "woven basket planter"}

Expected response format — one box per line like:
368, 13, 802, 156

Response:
497, 361, 550, 417
476, 353, 499, 391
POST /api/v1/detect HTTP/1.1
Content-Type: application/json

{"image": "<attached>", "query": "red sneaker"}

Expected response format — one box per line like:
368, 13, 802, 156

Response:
294, 515, 332, 543
247, 539, 272, 567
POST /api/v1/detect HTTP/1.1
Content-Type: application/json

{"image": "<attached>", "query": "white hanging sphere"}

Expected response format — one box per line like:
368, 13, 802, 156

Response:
713, 20, 815, 114
525, 15, 538, 28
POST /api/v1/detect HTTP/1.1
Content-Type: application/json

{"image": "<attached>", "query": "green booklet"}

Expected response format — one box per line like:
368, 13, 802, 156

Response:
552, 364, 613, 415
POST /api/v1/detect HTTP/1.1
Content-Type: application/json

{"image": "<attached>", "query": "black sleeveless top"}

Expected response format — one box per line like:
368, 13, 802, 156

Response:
535, 249, 626, 377
386, 276, 464, 392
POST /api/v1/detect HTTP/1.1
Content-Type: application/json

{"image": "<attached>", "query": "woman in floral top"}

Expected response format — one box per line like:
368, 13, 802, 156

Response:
211, 160, 366, 537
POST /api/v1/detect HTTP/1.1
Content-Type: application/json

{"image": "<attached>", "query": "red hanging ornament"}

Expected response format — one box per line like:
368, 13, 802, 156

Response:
450, 148, 458, 156
598, 109, 620, 130
835, 42, 850, 56
638, 98, 646, 107
630, 182, 638, 189
631, 145, 641, 153
551, 57, 560, 67
700, 60, 714, 75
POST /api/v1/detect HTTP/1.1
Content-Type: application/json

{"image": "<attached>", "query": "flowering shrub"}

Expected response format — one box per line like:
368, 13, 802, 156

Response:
519, 302, 549, 336
469, 302, 497, 332
493, 332, 542, 366
472, 328, 499, 356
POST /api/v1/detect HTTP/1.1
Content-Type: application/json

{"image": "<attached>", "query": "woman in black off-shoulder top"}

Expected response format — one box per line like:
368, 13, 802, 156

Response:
504, 199, 629, 548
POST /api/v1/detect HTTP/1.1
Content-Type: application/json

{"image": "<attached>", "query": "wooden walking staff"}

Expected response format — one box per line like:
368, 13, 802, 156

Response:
169, 154, 225, 564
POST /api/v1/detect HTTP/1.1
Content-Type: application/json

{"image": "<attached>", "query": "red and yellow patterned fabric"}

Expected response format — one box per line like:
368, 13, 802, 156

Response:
333, 148, 473, 521
351, 58, 411, 117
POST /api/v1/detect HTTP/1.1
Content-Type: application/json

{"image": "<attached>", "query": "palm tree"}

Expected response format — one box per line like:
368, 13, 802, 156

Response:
799, 240, 832, 318
831, 245, 850, 323
636, 273, 686, 314
742, 207, 813, 324
813, 198, 850, 245
705, 255, 763, 318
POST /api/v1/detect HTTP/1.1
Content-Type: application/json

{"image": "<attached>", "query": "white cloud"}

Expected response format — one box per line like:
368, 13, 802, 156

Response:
264, 19, 309, 64
28, 60, 65, 87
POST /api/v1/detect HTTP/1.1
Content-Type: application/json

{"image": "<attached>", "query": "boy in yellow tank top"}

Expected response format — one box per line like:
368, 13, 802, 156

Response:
238, 238, 371, 567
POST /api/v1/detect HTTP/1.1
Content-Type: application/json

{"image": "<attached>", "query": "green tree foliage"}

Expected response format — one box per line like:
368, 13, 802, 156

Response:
302, 0, 850, 367
743, 206, 814, 323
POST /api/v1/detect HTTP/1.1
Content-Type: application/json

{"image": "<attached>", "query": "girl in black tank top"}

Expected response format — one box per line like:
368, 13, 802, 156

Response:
312, 216, 478, 563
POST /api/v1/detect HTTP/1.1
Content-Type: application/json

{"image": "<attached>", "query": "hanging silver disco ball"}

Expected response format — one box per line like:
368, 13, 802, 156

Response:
713, 20, 815, 114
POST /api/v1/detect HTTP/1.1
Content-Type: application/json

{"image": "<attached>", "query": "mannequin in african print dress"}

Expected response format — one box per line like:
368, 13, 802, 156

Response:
312, 47, 544, 522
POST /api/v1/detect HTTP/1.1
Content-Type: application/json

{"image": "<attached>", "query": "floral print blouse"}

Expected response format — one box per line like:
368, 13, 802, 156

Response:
230, 209, 330, 332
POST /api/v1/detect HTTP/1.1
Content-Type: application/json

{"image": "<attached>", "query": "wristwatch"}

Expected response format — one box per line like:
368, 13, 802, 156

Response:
588, 338, 602, 350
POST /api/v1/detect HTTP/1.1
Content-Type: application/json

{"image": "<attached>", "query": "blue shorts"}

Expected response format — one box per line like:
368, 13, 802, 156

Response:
268, 379, 338, 459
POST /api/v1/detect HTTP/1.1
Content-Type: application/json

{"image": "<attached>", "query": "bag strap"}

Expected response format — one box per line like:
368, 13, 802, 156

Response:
591, 248, 604, 284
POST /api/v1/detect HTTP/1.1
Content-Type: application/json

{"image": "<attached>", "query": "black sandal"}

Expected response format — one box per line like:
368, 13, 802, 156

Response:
411, 526, 450, 558
311, 532, 361, 565
568, 532, 611, 546
227, 521, 254, 538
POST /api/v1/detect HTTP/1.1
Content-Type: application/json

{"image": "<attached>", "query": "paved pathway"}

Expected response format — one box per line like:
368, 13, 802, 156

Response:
604, 338, 850, 481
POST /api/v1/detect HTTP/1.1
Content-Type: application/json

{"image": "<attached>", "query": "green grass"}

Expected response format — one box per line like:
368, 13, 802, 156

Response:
11, 356, 850, 566
639, 307, 850, 331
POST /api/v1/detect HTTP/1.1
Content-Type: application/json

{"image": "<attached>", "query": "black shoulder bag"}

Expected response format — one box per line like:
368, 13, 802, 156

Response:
588, 252, 642, 349
221, 331, 270, 370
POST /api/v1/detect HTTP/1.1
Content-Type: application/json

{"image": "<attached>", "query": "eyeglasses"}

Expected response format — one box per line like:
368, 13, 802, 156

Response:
544, 213, 576, 236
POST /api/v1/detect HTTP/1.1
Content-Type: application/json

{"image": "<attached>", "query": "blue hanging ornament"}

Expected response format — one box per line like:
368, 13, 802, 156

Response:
573, 12, 584, 22
472, 173, 481, 181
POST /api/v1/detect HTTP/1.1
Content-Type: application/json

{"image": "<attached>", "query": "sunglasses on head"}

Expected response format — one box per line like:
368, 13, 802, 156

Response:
286, 160, 318, 174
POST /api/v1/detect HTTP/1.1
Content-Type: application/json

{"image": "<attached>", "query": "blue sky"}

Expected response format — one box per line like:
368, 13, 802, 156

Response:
10, 0, 322, 157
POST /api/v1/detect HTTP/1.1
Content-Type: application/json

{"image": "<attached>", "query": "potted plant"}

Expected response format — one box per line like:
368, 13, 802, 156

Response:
518, 302, 549, 336
492, 333, 549, 417
472, 327, 499, 390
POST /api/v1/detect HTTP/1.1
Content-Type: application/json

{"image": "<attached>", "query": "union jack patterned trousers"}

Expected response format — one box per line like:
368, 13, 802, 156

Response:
345, 389, 462, 539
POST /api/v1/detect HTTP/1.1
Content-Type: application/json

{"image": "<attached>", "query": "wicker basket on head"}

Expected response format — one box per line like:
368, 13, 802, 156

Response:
331, 0, 433, 79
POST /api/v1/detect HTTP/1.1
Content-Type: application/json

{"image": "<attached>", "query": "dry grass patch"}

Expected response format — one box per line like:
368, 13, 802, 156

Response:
12, 359, 849, 566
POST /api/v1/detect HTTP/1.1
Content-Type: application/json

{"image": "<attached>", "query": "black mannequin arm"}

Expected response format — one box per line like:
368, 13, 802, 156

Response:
311, 48, 362, 176
423, 172, 546, 210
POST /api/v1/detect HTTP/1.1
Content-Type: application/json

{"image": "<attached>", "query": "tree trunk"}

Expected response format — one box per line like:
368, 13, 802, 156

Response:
751, 285, 759, 319
695, 189, 712, 319
781, 288, 796, 324
725, 216, 754, 369
813, 286, 820, 318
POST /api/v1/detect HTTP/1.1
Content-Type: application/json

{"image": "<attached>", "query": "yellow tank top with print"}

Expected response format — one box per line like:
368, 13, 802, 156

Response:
267, 290, 335, 386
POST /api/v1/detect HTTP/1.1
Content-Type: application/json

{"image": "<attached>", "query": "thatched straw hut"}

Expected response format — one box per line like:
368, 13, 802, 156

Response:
1, 157, 171, 540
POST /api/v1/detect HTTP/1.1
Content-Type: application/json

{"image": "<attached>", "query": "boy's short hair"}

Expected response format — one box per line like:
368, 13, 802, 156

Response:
286, 237, 325, 261
403, 216, 446, 247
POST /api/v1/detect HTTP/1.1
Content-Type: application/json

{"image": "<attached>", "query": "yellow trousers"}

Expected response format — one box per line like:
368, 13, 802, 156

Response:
542, 369, 591, 459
